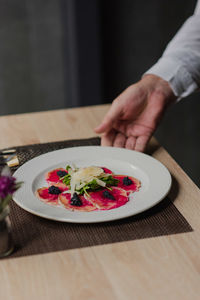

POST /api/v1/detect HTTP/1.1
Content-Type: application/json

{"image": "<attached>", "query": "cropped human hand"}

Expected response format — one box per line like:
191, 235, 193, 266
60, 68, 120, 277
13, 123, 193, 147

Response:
95, 74, 176, 152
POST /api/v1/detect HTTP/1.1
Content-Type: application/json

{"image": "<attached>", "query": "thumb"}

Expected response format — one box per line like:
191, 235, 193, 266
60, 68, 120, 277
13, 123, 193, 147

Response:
95, 101, 122, 133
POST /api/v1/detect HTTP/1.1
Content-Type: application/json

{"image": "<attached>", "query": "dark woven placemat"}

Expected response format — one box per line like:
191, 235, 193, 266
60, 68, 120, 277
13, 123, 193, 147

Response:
1, 138, 193, 259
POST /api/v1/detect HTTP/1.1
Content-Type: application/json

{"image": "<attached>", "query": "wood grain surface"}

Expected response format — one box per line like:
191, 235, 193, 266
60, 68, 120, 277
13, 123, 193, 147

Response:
0, 104, 200, 300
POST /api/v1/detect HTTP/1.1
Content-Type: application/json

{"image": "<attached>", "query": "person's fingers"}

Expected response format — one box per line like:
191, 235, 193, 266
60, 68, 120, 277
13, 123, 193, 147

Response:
94, 100, 122, 134
125, 136, 136, 150
101, 129, 117, 146
113, 132, 126, 148
134, 135, 150, 152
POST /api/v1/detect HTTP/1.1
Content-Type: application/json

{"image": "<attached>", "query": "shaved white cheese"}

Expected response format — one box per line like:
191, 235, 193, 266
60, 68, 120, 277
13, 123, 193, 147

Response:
67, 166, 107, 195
100, 173, 110, 178
96, 178, 106, 187
70, 178, 75, 195
72, 166, 104, 184
76, 182, 86, 190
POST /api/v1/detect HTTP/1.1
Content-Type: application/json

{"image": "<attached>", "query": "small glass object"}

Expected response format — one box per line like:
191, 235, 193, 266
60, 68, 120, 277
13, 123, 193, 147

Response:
0, 205, 14, 258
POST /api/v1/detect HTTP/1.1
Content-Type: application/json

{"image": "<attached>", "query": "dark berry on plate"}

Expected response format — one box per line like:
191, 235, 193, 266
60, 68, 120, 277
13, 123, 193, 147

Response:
48, 186, 62, 194
123, 177, 133, 186
103, 190, 115, 200
70, 193, 83, 206
57, 170, 68, 177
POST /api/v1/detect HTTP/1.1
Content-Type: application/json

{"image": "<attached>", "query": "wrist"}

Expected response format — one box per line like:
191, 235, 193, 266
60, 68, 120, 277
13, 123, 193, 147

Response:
141, 74, 177, 105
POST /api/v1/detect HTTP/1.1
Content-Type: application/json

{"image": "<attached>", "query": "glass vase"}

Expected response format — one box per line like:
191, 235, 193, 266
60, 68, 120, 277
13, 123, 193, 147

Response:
0, 205, 14, 258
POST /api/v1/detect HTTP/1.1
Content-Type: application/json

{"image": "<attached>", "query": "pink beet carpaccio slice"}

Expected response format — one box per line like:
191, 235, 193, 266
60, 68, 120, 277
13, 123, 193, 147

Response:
101, 167, 113, 174
36, 187, 59, 206
59, 193, 96, 212
113, 175, 141, 194
45, 168, 68, 189
86, 187, 128, 210
36, 184, 68, 206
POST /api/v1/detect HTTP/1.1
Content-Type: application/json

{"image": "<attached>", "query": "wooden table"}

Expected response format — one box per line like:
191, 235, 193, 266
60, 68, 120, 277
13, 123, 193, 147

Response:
0, 105, 200, 300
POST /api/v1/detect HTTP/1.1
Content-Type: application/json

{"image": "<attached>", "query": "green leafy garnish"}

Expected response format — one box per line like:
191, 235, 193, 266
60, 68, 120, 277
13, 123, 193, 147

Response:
62, 174, 71, 186
61, 168, 119, 194
66, 165, 71, 171
77, 179, 101, 195
100, 175, 119, 186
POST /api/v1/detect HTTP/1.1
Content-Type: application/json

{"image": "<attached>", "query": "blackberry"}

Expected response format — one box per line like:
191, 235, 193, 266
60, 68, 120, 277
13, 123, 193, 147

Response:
103, 190, 115, 200
48, 186, 61, 194
70, 193, 83, 206
123, 177, 133, 186
57, 170, 68, 177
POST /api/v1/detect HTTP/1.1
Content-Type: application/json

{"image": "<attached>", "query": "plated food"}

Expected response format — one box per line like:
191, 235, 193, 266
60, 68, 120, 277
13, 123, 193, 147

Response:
36, 165, 141, 212
13, 146, 171, 222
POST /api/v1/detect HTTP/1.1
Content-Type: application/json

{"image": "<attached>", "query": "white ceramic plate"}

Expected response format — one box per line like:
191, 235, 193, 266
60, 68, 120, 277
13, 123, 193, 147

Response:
13, 146, 171, 223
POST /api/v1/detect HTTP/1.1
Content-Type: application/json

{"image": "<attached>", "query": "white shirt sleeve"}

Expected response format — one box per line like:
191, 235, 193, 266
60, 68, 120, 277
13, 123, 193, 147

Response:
145, 0, 200, 98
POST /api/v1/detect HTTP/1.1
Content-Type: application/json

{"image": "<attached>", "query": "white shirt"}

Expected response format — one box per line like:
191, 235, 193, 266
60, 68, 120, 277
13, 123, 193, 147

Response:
145, 0, 200, 98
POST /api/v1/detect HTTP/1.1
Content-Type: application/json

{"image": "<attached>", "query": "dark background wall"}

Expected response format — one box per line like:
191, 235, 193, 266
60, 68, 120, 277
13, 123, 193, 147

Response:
0, 0, 199, 186
100, 0, 199, 186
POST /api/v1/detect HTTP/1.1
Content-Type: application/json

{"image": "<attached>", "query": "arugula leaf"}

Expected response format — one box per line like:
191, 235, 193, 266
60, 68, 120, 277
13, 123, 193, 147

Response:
77, 179, 101, 195
66, 165, 72, 171
76, 176, 118, 195
88, 179, 100, 190
61, 172, 119, 194
62, 174, 71, 186
100, 176, 119, 186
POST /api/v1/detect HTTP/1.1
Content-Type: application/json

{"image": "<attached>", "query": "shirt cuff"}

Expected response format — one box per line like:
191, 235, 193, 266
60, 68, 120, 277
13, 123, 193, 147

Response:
144, 57, 198, 99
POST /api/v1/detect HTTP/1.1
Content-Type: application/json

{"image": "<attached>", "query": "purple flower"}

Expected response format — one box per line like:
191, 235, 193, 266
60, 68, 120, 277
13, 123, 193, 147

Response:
0, 176, 16, 199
